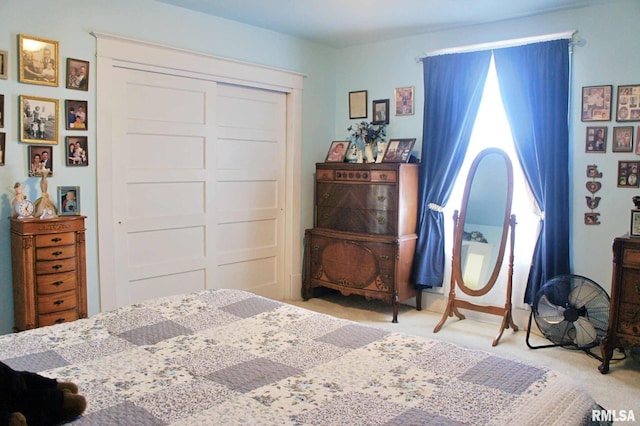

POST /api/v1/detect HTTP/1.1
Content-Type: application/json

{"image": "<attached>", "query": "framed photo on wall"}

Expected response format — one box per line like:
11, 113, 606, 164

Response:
0, 94, 4, 128
372, 99, 389, 125
349, 90, 367, 119
585, 126, 606, 153
65, 100, 88, 130
65, 136, 88, 166
18, 34, 59, 86
58, 186, 80, 215
617, 160, 639, 188
0, 50, 7, 79
66, 58, 89, 91
325, 140, 348, 162
612, 126, 634, 152
27, 144, 53, 177
0, 132, 5, 165
382, 138, 415, 163
394, 86, 414, 116
20, 95, 59, 144
581, 85, 612, 122
616, 84, 640, 122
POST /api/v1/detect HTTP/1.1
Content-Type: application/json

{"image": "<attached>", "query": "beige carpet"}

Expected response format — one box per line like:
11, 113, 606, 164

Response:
288, 292, 640, 418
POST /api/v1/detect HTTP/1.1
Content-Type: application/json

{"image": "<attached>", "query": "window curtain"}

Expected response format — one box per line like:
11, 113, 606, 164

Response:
412, 51, 491, 289
493, 39, 571, 304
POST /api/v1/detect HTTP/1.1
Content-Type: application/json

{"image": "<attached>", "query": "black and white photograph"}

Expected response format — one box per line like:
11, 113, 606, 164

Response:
18, 34, 59, 86
20, 95, 59, 144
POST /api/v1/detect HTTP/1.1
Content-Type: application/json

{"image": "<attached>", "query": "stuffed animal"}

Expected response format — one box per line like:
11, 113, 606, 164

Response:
0, 361, 86, 426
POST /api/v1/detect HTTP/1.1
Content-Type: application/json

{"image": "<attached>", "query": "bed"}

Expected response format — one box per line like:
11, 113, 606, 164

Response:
0, 289, 605, 425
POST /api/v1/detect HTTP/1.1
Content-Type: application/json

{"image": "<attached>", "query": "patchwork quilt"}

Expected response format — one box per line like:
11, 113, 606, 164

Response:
0, 289, 603, 425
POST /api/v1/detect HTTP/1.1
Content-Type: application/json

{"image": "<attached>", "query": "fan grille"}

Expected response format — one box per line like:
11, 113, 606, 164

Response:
533, 275, 609, 349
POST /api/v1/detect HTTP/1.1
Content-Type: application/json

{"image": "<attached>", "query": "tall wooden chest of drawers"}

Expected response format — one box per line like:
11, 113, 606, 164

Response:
10, 216, 88, 332
303, 163, 421, 322
599, 235, 640, 373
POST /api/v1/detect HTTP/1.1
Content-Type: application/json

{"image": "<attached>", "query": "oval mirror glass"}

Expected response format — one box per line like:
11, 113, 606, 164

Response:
455, 148, 513, 295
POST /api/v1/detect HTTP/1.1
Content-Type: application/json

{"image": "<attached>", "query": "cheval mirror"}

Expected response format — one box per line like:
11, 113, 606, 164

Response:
433, 147, 518, 346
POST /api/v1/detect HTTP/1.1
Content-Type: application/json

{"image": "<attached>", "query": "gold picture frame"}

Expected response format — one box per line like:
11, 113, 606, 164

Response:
349, 90, 367, 119
20, 95, 59, 144
18, 34, 59, 86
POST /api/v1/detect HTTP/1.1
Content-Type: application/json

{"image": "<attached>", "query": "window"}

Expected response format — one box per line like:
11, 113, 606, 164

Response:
444, 56, 538, 309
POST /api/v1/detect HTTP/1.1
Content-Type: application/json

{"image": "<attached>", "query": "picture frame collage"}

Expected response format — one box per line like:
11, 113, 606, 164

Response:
337, 87, 415, 164
0, 33, 90, 216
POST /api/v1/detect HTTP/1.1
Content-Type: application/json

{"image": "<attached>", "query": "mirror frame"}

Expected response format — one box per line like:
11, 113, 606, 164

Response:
453, 147, 513, 296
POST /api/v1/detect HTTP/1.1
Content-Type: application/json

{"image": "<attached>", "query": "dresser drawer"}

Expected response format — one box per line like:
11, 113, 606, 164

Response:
36, 258, 76, 275
316, 207, 396, 235
38, 290, 77, 314
622, 248, 640, 267
36, 244, 76, 261
316, 183, 397, 210
620, 268, 640, 305
38, 309, 79, 327
36, 271, 77, 294
35, 232, 76, 248
616, 302, 640, 337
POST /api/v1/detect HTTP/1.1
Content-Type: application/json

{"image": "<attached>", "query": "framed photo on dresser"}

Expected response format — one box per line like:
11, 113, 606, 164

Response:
382, 138, 415, 163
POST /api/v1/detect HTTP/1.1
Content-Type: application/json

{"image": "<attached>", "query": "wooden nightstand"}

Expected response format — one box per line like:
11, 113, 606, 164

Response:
599, 235, 640, 373
10, 216, 87, 331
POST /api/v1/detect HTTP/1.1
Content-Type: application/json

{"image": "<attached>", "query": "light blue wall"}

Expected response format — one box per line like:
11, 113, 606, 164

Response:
0, 0, 336, 334
1, 0, 636, 333
333, 0, 639, 295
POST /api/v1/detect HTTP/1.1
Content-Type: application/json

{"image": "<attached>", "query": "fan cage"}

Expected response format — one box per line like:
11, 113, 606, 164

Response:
530, 274, 610, 350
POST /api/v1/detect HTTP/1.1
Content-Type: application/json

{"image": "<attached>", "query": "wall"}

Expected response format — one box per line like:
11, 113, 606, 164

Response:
0, 0, 336, 334
333, 0, 640, 303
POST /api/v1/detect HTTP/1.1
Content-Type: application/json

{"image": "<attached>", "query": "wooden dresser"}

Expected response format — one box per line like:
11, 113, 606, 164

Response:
599, 235, 640, 373
10, 216, 88, 332
303, 163, 421, 322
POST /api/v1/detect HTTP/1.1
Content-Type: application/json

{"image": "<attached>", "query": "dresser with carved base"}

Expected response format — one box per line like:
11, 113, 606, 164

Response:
303, 163, 421, 322
599, 235, 640, 373
10, 216, 88, 332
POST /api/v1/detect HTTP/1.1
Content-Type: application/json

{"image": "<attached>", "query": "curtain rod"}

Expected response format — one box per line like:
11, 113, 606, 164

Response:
416, 30, 578, 62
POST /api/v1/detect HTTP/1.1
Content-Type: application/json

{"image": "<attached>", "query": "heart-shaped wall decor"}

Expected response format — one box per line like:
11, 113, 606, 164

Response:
586, 181, 602, 193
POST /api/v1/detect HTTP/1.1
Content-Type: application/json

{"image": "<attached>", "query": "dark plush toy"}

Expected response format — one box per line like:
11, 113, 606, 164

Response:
0, 361, 86, 426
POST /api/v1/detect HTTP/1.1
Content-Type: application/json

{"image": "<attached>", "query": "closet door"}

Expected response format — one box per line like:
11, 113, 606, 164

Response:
106, 69, 286, 308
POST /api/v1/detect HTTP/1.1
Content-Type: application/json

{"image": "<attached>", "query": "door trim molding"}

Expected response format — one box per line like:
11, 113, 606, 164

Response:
94, 32, 303, 311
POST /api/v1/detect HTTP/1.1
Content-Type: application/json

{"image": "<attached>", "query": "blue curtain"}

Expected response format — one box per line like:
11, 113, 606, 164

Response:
493, 39, 571, 304
412, 51, 491, 289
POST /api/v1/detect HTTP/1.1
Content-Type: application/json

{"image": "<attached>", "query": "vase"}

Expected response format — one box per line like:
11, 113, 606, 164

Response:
364, 143, 375, 163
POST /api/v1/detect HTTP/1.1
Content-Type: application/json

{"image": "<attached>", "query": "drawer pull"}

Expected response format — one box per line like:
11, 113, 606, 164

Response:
380, 255, 390, 261
52, 264, 63, 270
54, 318, 66, 324
52, 281, 64, 287
52, 251, 63, 256
51, 237, 62, 243
322, 193, 331, 199
377, 196, 387, 202
313, 245, 320, 251
379, 174, 388, 180
377, 217, 386, 224
54, 300, 65, 306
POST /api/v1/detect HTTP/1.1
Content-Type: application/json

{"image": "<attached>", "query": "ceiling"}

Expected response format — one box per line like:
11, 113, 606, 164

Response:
156, 0, 611, 48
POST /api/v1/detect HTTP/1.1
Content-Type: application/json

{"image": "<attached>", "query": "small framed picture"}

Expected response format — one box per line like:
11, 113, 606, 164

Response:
616, 85, 640, 122
612, 126, 634, 152
18, 34, 59, 86
65, 136, 88, 166
325, 140, 348, 163
0, 50, 7, 79
0, 94, 4, 128
66, 58, 89, 91
617, 161, 639, 188
20, 95, 59, 144
584, 212, 600, 225
581, 85, 612, 122
65, 100, 88, 130
58, 186, 80, 216
349, 90, 367, 119
382, 138, 415, 163
394, 86, 414, 116
586, 164, 602, 178
631, 210, 640, 236
637, 128, 640, 155
27, 144, 53, 177
0, 132, 5, 165
372, 99, 389, 125
585, 126, 606, 153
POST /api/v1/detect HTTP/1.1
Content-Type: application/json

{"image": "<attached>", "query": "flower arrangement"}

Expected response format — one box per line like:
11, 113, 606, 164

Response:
347, 121, 387, 145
